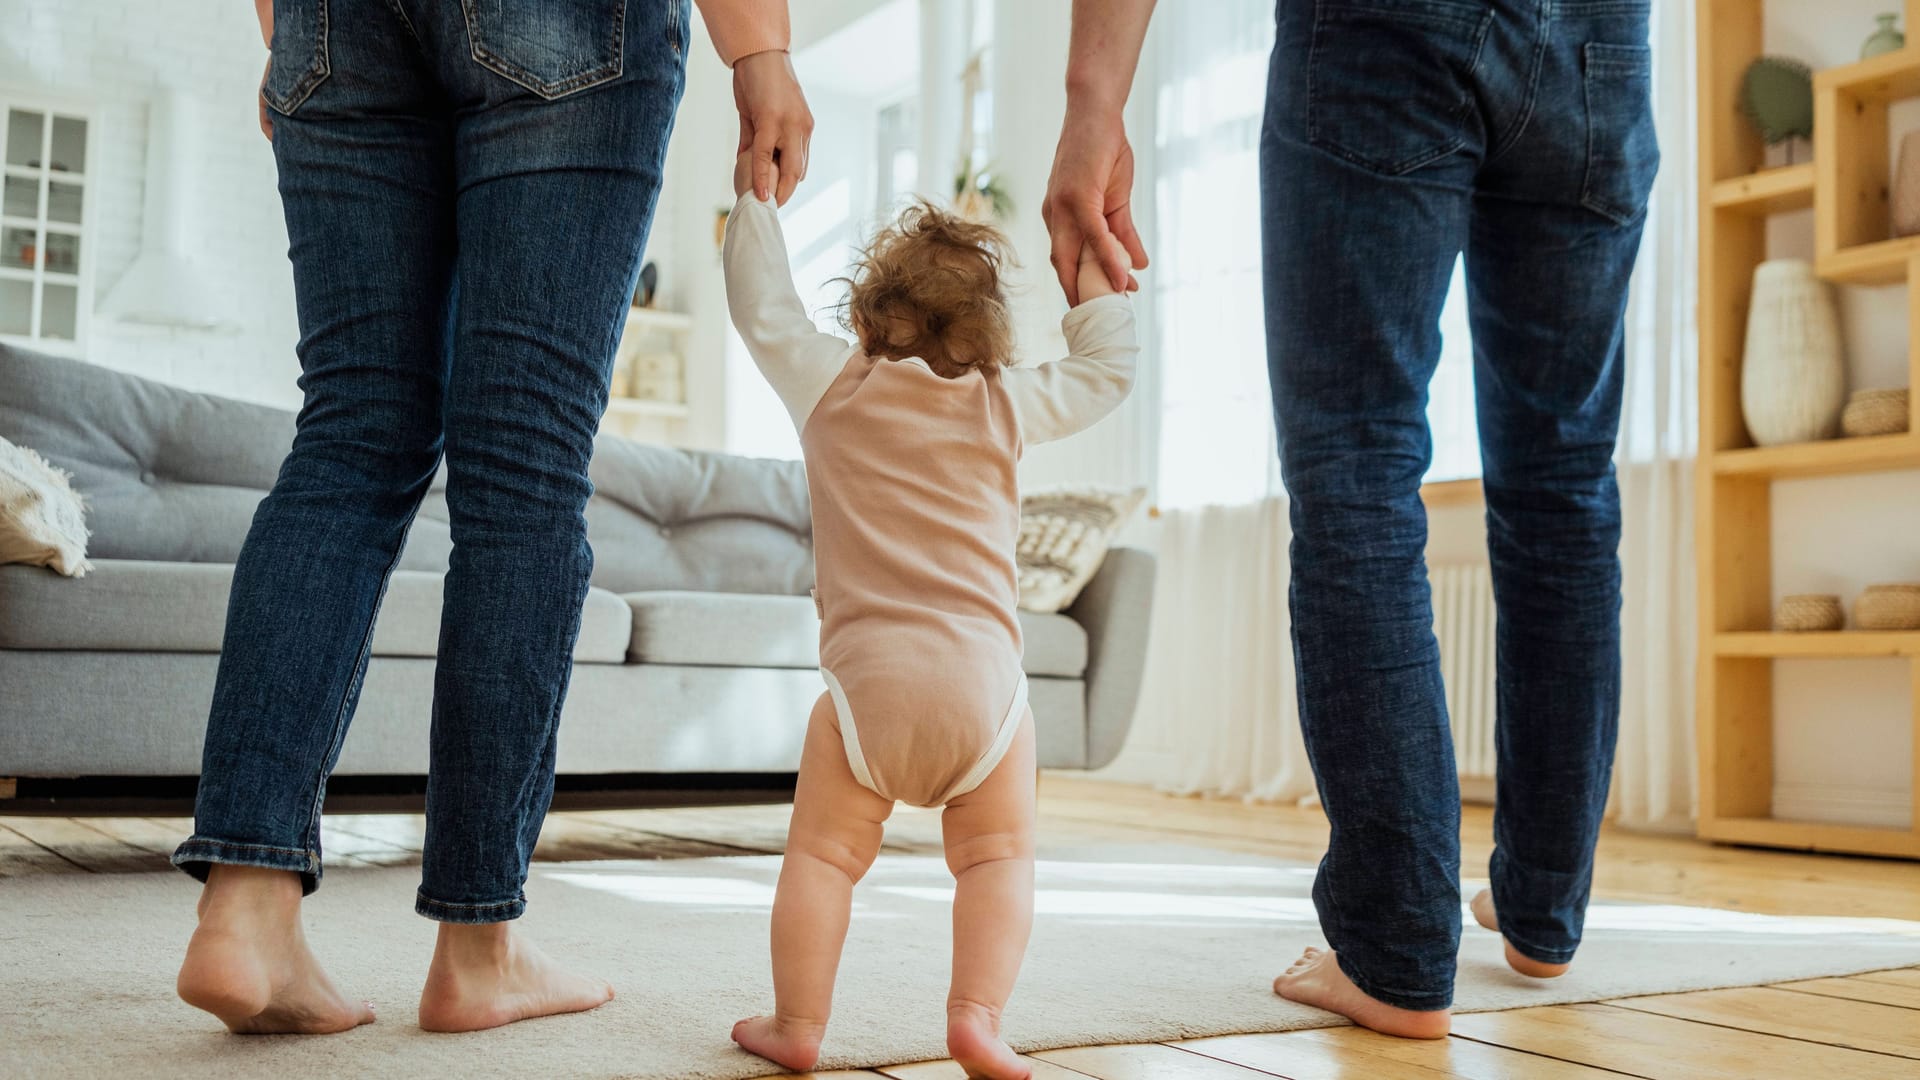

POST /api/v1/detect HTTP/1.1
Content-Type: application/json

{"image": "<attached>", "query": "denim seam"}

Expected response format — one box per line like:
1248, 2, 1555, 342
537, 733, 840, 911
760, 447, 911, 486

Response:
263, 0, 331, 117
1481, 0, 1552, 167
1500, 925, 1579, 964
380, 0, 424, 51
1304, 1, 1494, 177
296, 502, 432, 867
458, 0, 626, 101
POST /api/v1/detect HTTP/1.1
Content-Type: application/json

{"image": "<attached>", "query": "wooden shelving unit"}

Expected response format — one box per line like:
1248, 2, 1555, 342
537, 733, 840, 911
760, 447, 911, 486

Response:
1696, 0, 1920, 859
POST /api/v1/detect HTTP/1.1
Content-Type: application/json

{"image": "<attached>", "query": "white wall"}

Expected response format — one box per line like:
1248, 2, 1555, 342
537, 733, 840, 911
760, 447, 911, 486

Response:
1763, 3, 1919, 827
2, 0, 301, 406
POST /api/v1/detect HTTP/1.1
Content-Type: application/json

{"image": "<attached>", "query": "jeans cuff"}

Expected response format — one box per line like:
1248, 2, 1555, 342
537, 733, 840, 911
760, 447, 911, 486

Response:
415, 891, 526, 924
172, 837, 321, 896
1334, 951, 1453, 1012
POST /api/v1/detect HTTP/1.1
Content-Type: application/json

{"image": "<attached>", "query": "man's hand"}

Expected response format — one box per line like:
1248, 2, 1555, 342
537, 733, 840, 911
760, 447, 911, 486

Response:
1043, 114, 1148, 306
733, 49, 812, 206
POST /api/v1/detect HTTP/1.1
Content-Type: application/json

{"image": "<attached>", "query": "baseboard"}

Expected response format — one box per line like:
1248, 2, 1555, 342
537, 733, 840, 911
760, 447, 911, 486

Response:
1772, 782, 1913, 830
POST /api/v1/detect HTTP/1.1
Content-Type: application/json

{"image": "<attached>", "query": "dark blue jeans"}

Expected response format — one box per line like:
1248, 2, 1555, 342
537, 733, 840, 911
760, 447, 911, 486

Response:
1262, 0, 1655, 1008
172, 0, 687, 923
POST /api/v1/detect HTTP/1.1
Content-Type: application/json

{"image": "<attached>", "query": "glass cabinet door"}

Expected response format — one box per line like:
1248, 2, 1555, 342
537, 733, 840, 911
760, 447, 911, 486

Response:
1, 104, 89, 347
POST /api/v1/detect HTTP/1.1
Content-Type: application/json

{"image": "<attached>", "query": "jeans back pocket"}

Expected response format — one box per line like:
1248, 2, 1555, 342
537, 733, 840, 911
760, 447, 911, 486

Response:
1580, 42, 1659, 224
461, 0, 627, 100
263, 0, 330, 116
1307, 0, 1492, 176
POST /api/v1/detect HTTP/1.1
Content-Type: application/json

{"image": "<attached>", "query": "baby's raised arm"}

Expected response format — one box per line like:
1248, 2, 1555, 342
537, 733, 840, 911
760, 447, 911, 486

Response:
1002, 248, 1139, 446
722, 161, 855, 431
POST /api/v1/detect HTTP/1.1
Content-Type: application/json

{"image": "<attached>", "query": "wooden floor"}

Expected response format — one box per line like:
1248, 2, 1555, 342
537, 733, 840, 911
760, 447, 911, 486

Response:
5, 775, 1920, 1079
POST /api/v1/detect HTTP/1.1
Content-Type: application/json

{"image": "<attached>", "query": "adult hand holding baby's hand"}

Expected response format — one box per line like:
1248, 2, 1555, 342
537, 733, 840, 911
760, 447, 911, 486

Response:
1076, 236, 1137, 304
733, 153, 778, 201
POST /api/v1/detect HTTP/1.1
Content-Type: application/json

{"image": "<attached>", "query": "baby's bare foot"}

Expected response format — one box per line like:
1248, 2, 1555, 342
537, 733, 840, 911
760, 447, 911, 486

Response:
731, 1014, 826, 1072
947, 1000, 1031, 1080
1471, 889, 1572, 979
1272, 947, 1450, 1039
417, 923, 612, 1033
177, 866, 376, 1035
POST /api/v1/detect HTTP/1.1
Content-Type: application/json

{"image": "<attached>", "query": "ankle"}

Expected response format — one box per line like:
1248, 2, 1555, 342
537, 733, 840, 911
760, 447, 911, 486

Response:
199, 865, 302, 924
433, 921, 515, 967
947, 998, 1004, 1029
769, 1012, 829, 1042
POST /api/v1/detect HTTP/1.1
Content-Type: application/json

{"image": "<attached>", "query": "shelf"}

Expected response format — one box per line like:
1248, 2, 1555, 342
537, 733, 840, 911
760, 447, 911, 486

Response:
1815, 45, 1920, 102
1716, 631, 1920, 658
1700, 816, 1920, 858
623, 307, 693, 333
1709, 164, 1814, 216
1818, 235, 1920, 285
1710, 432, 1920, 477
605, 397, 689, 420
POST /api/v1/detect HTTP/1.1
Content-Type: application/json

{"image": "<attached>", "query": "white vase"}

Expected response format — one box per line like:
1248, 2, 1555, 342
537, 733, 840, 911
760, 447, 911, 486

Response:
1741, 259, 1845, 447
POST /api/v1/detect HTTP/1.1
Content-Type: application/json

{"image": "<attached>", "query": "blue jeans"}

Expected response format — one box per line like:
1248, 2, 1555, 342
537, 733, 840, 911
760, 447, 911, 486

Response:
1262, 0, 1655, 1008
172, 0, 687, 923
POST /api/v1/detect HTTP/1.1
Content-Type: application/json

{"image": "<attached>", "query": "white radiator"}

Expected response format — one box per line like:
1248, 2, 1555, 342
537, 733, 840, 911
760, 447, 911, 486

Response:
1431, 563, 1498, 792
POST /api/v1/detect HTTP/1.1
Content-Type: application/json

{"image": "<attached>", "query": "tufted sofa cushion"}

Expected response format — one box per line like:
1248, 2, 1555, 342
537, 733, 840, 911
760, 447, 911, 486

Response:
0, 345, 816, 596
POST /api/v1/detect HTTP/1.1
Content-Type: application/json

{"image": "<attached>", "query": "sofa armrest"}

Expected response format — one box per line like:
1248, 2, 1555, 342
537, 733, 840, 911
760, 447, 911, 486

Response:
1062, 546, 1157, 769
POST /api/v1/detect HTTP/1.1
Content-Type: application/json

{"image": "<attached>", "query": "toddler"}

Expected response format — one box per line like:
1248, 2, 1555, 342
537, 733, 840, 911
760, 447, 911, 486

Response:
720, 156, 1138, 1080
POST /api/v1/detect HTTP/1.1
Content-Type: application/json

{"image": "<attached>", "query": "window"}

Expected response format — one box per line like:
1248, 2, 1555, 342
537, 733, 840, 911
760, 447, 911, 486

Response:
1, 99, 93, 353
874, 97, 919, 213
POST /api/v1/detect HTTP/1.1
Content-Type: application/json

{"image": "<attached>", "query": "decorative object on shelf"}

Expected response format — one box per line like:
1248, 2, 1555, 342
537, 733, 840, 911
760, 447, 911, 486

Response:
1894, 132, 1920, 236
1861, 12, 1906, 59
627, 349, 685, 404
1855, 583, 1920, 630
1738, 56, 1814, 163
1774, 594, 1845, 632
1840, 387, 1911, 437
1741, 259, 1846, 446
950, 47, 1011, 222
632, 261, 659, 308
714, 206, 731, 252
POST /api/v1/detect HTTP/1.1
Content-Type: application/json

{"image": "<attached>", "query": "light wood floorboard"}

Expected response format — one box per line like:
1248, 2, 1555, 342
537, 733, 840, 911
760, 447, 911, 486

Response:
6, 773, 1919, 1079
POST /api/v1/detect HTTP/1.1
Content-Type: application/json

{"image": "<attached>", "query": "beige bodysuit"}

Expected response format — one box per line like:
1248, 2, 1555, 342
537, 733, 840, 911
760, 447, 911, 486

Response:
723, 193, 1138, 807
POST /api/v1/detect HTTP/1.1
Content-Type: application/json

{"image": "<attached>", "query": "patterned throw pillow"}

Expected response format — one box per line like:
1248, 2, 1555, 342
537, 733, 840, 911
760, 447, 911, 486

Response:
1017, 486, 1145, 613
0, 436, 92, 577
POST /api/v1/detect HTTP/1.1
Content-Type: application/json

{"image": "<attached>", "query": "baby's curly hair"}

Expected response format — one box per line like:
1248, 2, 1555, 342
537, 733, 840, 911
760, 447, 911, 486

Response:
839, 200, 1014, 379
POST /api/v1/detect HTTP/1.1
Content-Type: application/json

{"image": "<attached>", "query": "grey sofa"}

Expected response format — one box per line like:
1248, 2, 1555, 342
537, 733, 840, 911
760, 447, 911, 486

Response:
0, 345, 1154, 784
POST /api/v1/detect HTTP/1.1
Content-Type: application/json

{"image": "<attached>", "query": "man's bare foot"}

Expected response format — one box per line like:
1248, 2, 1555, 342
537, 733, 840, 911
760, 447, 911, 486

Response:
177, 865, 376, 1035
417, 922, 613, 1033
730, 1014, 826, 1072
947, 1000, 1031, 1080
1471, 889, 1571, 978
1272, 947, 1450, 1039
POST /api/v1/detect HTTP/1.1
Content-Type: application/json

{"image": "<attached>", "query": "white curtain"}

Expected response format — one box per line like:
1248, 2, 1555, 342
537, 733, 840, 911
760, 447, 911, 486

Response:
1112, 0, 1701, 827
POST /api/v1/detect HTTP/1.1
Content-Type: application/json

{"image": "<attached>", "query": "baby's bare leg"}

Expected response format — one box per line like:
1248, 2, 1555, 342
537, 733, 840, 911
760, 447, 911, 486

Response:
942, 708, 1037, 1080
731, 694, 893, 1073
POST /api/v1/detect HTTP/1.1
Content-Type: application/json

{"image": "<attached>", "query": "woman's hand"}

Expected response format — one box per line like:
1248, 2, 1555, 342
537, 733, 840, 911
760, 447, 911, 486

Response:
256, 0, 274, 141
732, 49, 812, 206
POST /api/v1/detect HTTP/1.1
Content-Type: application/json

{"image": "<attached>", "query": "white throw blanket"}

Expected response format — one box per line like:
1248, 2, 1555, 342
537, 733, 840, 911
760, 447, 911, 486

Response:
0, 436, 92, 577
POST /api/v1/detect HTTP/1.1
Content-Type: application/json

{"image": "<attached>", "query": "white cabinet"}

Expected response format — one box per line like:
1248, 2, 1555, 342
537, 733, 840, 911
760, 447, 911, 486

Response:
0, 99, 94, 355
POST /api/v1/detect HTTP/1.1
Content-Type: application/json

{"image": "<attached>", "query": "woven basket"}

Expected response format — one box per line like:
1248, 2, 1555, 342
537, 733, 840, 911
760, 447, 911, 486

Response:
1840, 388, 1910, 437
1775, 593, 1845, 632
1856, 584, 1920, 631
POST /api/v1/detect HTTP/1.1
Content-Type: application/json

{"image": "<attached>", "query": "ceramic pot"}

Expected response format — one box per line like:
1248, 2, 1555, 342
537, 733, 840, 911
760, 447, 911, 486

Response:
1862, 13, 1905, 59
1741, 259, 1845, 446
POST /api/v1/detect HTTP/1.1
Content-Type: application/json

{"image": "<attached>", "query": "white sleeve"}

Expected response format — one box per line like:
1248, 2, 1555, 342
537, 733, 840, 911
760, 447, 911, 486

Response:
1002, 294, 1139, 446
722, 191, 857, 431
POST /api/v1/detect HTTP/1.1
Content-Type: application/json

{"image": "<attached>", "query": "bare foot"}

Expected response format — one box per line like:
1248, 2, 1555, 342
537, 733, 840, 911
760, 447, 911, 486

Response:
947, 1000, 1031, 1080
177, 865, 376, 1035
1272, 947, 1450, 1039
1471, 889, 1571, 979
730, 1014, 825, 1073
417, 922, 613, 1033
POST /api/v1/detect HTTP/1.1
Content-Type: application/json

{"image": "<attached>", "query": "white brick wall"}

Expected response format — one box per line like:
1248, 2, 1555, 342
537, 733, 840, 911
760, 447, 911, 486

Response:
0, 0, 679, 410
3, 0, 301, 405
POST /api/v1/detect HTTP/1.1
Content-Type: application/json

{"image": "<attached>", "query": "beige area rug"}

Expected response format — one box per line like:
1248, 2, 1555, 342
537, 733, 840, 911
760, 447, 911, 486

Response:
7, 844, 1920, 1079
